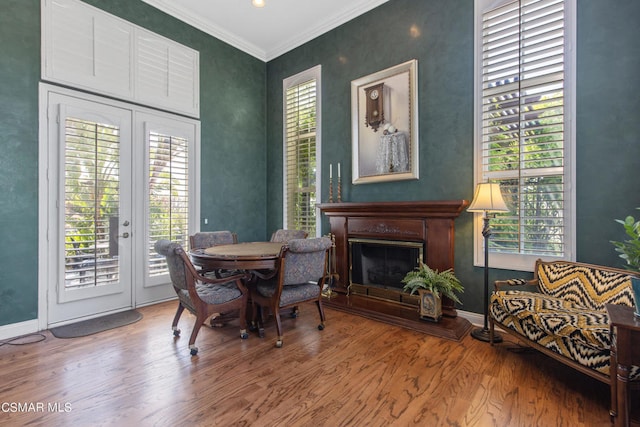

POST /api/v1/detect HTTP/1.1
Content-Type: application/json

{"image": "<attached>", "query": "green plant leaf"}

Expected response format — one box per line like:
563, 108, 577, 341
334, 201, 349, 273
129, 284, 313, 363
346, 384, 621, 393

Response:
610, 208, 640, 274
401, 262, 464, 304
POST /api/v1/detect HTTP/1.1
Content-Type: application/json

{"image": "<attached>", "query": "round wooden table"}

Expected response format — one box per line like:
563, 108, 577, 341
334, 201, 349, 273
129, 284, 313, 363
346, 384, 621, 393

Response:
190, 241, 284, 272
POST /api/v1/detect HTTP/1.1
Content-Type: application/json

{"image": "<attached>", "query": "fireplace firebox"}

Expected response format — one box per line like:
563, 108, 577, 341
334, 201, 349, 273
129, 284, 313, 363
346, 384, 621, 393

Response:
349, 238, 423, 303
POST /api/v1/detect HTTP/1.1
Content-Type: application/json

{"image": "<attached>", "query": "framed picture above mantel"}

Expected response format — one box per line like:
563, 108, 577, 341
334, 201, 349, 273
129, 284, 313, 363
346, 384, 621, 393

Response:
351, 59, 419, 184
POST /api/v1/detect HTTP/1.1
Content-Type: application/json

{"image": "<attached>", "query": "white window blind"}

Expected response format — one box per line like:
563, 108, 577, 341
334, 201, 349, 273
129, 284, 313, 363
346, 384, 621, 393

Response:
136, 32, 200, 116
477, 0, 574, 267
64, 117, 121, 288
148, 132, 190, 277
43, 0, 200, 118
284, 73, 319, 236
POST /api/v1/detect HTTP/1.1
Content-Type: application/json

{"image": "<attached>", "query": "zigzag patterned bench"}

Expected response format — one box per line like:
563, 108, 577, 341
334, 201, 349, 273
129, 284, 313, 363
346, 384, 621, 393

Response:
489, 259, 639, 407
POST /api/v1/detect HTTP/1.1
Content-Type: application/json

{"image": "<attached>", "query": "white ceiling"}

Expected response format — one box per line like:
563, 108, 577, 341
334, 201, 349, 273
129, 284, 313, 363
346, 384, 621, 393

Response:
141, 0, 390, 62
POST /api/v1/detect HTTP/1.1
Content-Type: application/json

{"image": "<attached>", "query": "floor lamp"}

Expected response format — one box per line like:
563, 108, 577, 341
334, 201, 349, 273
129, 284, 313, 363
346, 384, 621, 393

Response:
468, 182, 509, 342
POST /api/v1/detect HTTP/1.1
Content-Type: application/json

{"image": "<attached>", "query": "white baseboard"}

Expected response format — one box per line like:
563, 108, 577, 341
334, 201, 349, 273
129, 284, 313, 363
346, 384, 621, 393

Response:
0, 319, 40, 341
456, 309, 484, 327
457, 309, 508, 334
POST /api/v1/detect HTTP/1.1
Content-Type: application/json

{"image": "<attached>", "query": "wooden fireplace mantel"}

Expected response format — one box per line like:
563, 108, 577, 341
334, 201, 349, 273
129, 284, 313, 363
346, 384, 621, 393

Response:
318, 200, 469, 218
317, 200, 470, 339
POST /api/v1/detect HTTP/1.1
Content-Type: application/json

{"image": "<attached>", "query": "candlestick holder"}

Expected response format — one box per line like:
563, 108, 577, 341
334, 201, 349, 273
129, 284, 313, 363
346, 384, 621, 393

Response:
328, 177, 334, 203
337, 177, 342, 202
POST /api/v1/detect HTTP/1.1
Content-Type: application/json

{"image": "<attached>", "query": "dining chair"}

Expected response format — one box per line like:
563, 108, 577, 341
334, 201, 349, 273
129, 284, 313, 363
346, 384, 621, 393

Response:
154, 239, 250, 356
189, 230, 237, 250
190, 230, 238, 278
269, 229, 309, 318
250, 237, 332, 348
269, 229, 308, 243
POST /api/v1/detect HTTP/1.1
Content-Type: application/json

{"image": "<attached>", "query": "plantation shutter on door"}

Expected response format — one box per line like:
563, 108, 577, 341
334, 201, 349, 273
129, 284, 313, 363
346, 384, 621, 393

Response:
480, 0, 567, 258
148, 132, 190, 277
63, 117, 121, 292
285, 79, 317, 235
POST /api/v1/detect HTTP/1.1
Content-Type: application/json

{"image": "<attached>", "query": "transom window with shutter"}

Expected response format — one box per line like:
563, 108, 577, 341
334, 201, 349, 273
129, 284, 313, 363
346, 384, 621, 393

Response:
283, 66, 321, 237
475, 0, 575, 270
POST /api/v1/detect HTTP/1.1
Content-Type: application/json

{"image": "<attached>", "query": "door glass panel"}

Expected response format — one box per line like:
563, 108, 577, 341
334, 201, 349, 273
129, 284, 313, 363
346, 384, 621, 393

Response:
148, 132, 189, 277
64, 117, 120, 289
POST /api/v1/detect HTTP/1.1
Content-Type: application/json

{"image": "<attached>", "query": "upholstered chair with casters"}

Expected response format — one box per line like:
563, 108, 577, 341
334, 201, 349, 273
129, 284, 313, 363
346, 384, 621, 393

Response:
189, 230, 238, 278
154, 239, 250, 356
250, 237, 332, 348
269, 228, 308, 318
189, 230, 237, 250
269, 229, 308, 243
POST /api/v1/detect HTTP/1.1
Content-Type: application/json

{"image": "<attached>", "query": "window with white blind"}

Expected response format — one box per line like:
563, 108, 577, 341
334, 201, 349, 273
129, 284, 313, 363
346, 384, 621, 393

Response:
474, 0, 575, 271
148, 132, 190, 277
63, 117, 121, 290
42, 0, 200, 117
283, 66, 321, 237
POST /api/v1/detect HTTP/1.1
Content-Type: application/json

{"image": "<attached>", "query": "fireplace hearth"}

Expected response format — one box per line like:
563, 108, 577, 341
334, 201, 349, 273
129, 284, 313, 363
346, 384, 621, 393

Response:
317, 200, 471, 340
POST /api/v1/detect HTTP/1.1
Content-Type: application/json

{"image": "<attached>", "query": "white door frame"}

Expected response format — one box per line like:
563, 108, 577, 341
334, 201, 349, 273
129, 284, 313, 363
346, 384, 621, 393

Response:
38, 84, 200, 328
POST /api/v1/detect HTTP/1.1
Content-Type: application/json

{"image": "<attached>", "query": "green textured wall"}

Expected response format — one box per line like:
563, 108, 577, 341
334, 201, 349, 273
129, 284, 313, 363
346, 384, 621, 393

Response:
0, 0, 41, 325
0, 0, 266, 327
0, 0, 638, 327
575, 1, 640, 265
266, 0, 640, 314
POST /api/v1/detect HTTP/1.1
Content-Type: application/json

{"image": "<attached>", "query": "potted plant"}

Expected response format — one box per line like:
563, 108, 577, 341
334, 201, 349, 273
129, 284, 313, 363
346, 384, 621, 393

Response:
401, 262, 464, 322
610, 208, 640, 316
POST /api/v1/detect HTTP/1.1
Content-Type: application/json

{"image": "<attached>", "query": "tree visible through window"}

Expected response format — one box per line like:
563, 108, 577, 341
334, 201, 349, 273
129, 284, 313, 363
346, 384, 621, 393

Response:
148, 132, 190, 276
284, 67, 320, 236
64, 118, 120, 288
476, 0, 574, 268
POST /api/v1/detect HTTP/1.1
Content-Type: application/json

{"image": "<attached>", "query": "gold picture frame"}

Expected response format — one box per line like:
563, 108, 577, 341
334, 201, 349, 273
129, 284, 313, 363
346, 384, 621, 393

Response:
351, 59, 419, 184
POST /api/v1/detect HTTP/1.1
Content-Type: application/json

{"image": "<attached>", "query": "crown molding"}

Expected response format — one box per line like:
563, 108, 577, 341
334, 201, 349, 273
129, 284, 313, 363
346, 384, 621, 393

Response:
140, 0, 389, 62
264, 0, 388, 60
140, 0, 267, 60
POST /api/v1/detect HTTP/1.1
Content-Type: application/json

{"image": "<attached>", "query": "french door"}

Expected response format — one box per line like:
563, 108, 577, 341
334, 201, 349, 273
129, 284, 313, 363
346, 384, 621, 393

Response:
42, 87, 199, 325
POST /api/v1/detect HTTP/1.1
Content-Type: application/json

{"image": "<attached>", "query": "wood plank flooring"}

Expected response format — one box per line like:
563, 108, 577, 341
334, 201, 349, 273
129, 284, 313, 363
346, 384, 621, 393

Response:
0, 300, 617, 426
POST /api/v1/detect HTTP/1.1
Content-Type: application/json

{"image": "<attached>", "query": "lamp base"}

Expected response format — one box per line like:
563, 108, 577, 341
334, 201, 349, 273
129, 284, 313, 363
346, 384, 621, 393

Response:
470, 327, 502, 343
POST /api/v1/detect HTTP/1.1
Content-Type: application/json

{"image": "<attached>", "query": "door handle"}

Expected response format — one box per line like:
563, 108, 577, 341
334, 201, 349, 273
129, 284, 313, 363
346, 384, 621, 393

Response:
119, 232, 130, 238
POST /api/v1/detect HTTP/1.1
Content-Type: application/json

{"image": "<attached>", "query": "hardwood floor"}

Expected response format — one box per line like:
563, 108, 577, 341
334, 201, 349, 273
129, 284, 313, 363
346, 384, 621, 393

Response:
0, 300, 616, 426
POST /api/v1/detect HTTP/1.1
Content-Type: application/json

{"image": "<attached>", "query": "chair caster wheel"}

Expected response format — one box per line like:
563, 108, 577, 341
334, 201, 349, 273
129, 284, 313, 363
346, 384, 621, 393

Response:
275, 340, 283, 348
290, 311, 299, 318
318, 324, 325, 330
190, 347, 198, 356
249, 323, 258, 332
173, 329, 181, 336
258, 328, 265, 338
240, 331, 249, 339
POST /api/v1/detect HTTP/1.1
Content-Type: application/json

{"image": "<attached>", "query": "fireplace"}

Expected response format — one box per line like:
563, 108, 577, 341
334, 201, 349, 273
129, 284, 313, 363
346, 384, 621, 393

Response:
349, 238, 422, 303
317, 200, 471, 340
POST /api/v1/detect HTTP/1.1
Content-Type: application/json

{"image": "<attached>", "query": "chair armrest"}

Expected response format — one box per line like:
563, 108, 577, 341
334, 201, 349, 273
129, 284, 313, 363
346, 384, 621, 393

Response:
494, 278, 539, 292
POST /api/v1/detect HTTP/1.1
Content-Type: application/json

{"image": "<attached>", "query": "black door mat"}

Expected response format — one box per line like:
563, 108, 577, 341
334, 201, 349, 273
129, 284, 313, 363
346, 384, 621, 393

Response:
50, 310, 142, 338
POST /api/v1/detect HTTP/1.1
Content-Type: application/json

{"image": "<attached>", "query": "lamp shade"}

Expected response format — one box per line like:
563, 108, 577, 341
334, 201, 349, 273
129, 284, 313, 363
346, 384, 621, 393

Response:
467, 183, 509, 213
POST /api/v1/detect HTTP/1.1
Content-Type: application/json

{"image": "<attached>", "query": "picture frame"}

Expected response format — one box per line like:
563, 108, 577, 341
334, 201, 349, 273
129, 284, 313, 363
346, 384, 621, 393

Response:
351, 59, 419, 184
